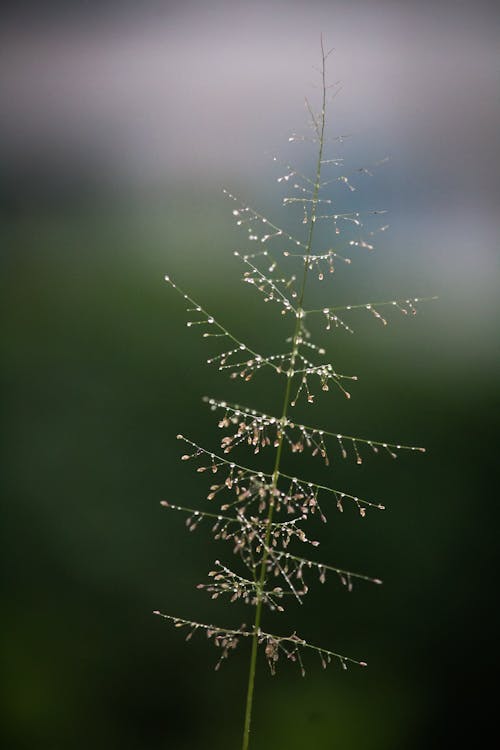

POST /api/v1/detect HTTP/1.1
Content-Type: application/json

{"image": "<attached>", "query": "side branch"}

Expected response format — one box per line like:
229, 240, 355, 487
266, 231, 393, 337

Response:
176, 433, 385, 517
306, 296, 438, 315
270, 550, 382, 587
234, 251, 298, 316
305, 296, 438, 330
223, 189, 306, 251
164, 275, 279, 378
203, 397, 426, 462
153, 612, 368, 673
160, 500, 315, 543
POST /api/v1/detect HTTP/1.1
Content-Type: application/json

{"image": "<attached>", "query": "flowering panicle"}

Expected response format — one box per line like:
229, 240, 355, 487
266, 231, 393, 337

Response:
157, 39, 432, 750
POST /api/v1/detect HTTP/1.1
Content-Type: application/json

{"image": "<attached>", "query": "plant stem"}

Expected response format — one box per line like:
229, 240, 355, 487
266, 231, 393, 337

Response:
240, 38, 328, 750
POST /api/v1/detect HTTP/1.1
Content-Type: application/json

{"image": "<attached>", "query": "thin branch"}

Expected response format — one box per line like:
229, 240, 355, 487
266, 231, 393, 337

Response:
179, 428, 386, 515
306, 296, 439, 315
270, 549, 382, 586
164, 275, 279, 375
203, 398, 426, 454
153, 612, 367, 669
223, 189, 307, 250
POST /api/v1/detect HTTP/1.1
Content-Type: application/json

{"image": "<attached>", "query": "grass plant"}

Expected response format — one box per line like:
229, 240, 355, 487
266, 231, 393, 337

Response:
155, 39, 434, 749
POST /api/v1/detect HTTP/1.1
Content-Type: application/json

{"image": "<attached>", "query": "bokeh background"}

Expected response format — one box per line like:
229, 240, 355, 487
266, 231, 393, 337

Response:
2, 1, 499, 748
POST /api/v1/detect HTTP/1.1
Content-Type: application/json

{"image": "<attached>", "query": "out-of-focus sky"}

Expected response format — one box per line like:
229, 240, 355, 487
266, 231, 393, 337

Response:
1, 0, 499, 197
2, 0, 498, 352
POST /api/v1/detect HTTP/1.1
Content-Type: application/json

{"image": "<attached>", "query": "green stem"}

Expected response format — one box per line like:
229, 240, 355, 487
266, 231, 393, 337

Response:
240, 38, 329, 750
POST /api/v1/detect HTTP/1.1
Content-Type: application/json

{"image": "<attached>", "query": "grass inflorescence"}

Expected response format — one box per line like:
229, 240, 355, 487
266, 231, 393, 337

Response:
156, 38, 433, 750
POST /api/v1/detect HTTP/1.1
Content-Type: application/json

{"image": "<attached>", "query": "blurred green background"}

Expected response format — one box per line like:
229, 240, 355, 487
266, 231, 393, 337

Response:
1, 2, 499, 749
